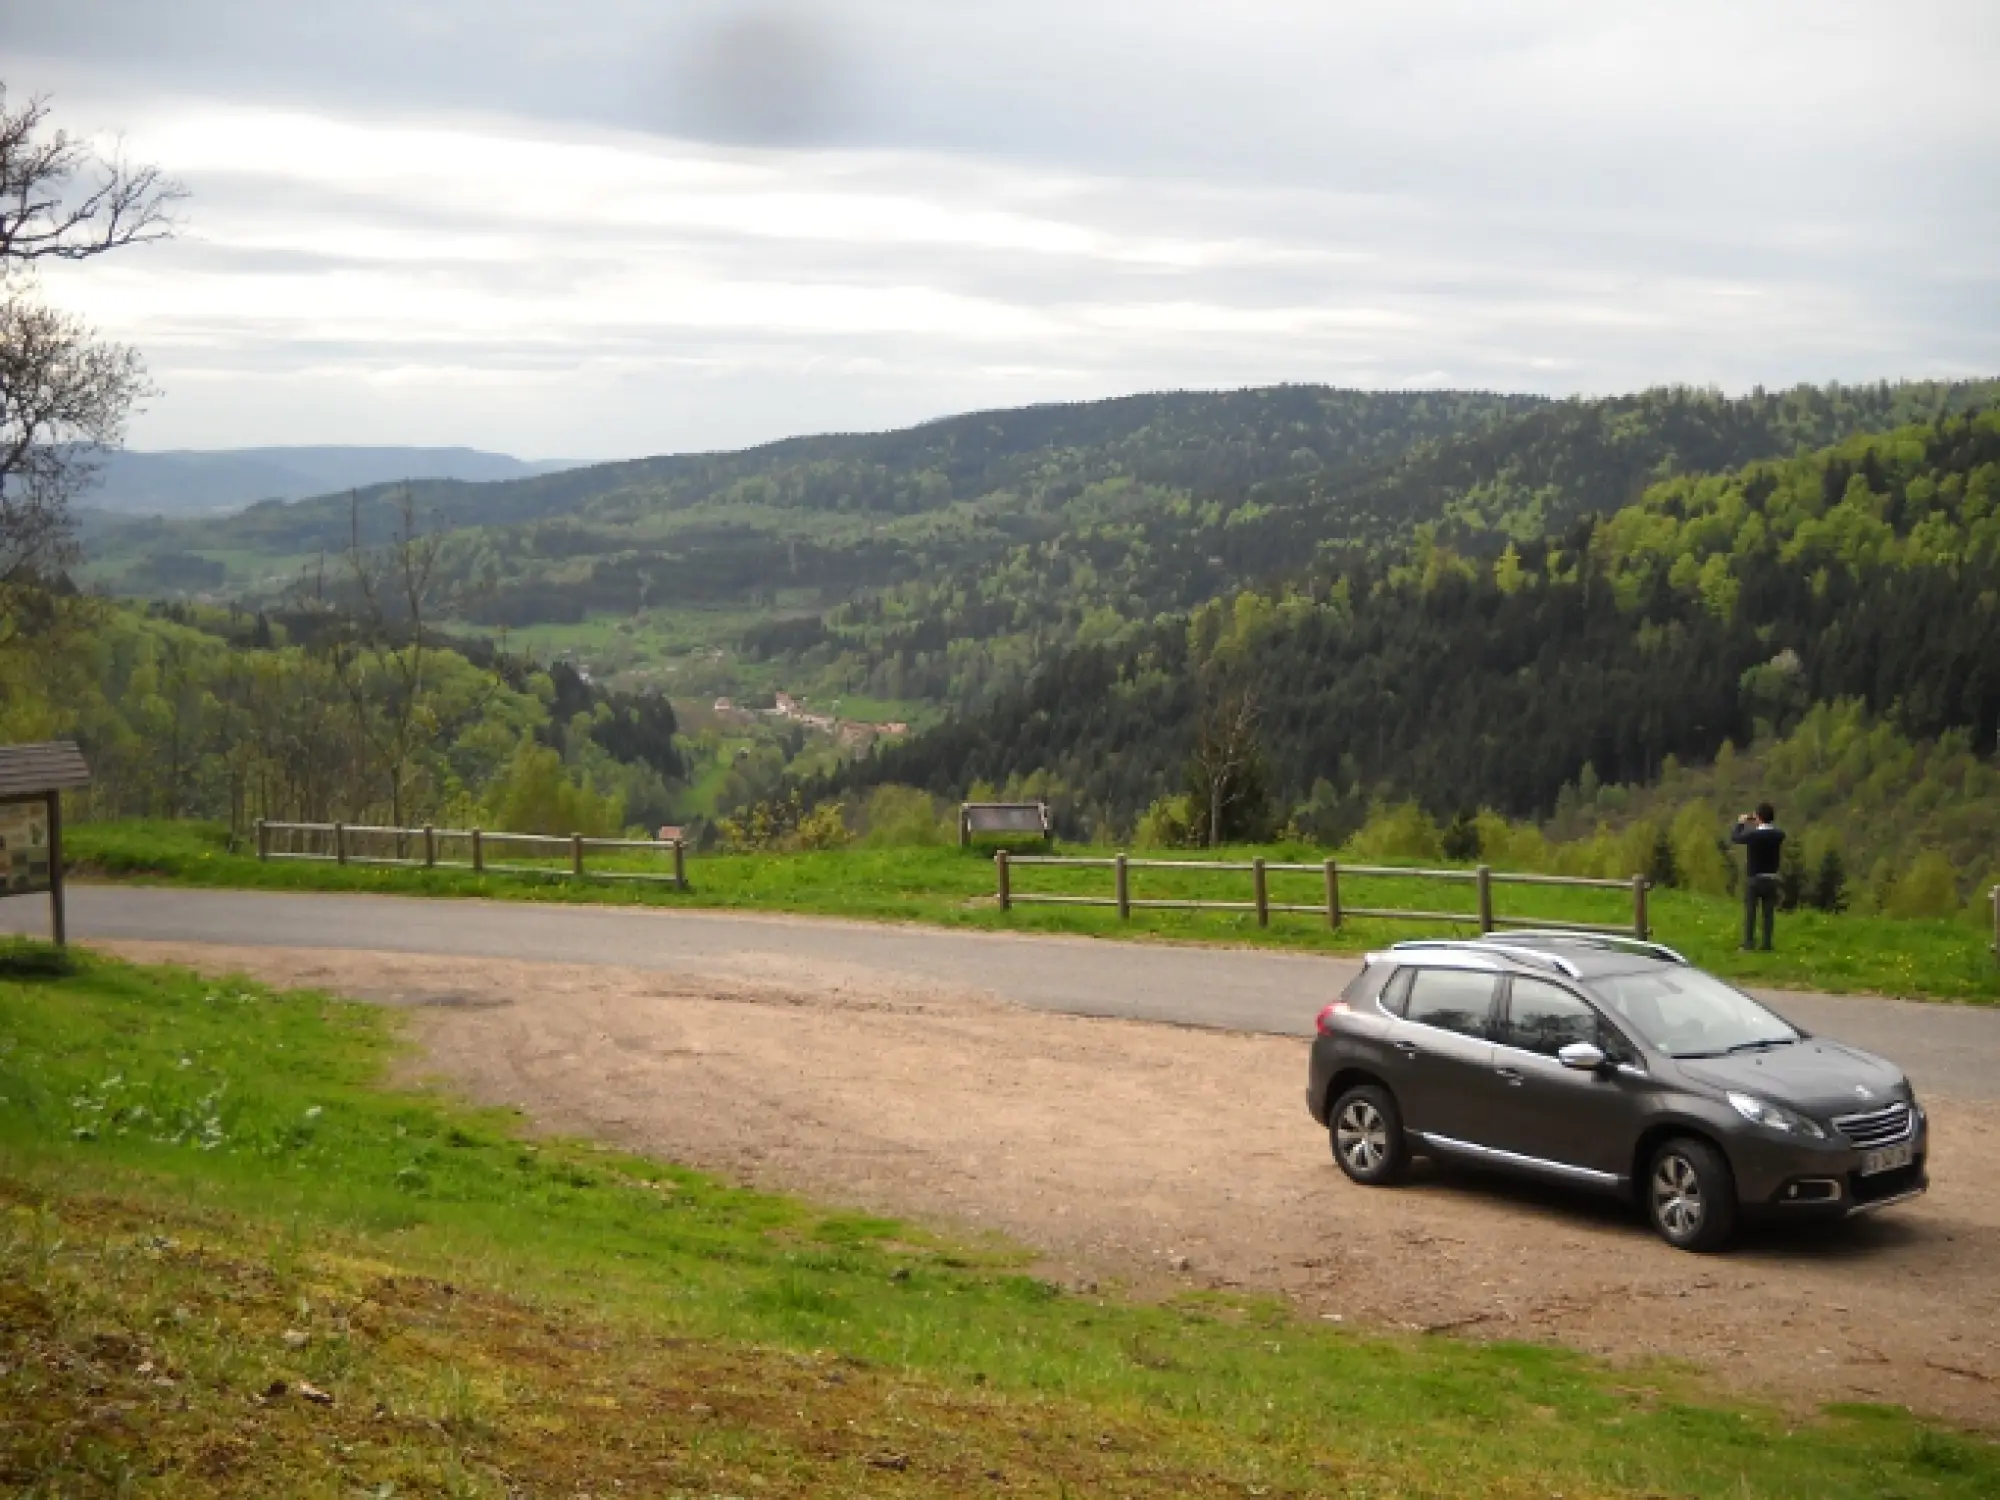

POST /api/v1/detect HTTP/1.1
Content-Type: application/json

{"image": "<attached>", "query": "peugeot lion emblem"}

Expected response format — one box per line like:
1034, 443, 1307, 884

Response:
1854, 1085, 1874, 1100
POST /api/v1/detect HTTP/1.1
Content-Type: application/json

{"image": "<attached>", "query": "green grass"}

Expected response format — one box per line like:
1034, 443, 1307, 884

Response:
3, 948, 1995, 1496
66, 819, 2000, 1002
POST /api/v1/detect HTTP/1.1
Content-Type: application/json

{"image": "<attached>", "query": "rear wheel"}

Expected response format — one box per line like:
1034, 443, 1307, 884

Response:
1329, 1084, 1409, 1185
1646, 1137, 1738, 1252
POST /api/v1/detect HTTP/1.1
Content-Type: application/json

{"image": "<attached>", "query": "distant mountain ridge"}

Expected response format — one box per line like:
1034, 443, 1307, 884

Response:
79, 445, 581, 517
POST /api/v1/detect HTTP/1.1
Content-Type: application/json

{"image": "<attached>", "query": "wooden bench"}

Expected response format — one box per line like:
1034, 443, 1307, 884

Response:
959, 801, 1051, 847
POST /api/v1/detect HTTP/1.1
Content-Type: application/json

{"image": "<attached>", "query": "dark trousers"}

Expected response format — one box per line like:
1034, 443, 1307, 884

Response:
1743, 874, 1778, 950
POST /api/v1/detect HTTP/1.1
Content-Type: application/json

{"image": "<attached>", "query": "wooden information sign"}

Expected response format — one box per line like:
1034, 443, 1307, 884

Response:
0, 741, 91, 945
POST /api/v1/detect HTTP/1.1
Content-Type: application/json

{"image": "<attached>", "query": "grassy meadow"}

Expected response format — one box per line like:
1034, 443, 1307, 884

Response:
63, 819, 2000, 1002
3, 943, 1996, 1497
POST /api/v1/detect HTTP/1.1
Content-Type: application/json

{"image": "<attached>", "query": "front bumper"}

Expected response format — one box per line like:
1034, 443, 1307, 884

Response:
1732, 1110, 1930, 1219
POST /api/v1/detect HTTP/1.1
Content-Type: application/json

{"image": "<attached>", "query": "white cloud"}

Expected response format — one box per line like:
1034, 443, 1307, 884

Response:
12, 0, 1997, 456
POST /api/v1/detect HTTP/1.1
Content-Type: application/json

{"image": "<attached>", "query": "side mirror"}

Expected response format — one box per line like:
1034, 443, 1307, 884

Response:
1558, 1041, 1607, 1072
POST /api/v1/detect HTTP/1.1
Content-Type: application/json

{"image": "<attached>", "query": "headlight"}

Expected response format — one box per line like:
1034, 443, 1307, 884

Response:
1728, 1092, 1826, 1138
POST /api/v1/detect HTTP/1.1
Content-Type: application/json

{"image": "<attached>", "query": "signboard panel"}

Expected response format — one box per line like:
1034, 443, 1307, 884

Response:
0, 801, 52, 896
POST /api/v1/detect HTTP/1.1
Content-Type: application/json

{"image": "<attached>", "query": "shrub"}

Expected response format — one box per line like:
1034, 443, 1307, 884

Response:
1134, 794, 1195, 849
1440, 812, 1482, 862
1344, 802, 1442, 862
858, 786, 950, 848
717, 792, 850, 853
1810, 847, 1850, 914
484, 740, 624, 837
1646, 828, 1681, 890
1886, 851, 1961, 919
1778, 838, 1810, 912
1669, 802, 1734, 895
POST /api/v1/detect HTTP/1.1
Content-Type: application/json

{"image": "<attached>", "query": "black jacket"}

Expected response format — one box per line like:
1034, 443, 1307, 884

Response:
1731, 821, 1786, 879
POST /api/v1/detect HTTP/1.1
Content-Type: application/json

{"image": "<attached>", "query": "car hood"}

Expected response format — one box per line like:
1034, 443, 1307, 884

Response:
1674, 1039, 1909, 1116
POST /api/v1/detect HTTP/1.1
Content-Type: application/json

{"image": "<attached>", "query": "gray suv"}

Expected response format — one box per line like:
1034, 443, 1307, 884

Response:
1306, 932, 1927, 1251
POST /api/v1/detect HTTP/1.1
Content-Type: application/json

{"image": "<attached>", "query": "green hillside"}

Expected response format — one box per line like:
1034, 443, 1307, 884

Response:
836, 402, 2000, 903
84, 380, 1998, 717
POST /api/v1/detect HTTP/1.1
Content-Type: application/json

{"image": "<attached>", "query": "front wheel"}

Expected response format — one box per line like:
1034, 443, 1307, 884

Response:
1329, 1084, 1409, 1185
1646, 1137, 1738, 1252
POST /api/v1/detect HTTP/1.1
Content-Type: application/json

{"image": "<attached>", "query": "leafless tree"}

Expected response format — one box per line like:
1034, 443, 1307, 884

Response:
0, 85, 183, 659
1187, 673, 1268, 848
334, 488, 444, 829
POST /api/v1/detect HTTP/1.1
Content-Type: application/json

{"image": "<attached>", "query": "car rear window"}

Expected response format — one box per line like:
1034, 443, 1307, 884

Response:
1376, 966, 1412, 1016
1339, 964, 1380, 1009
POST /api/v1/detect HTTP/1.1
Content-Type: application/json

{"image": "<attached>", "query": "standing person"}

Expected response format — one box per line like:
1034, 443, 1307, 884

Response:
1731, 803, 1786, 951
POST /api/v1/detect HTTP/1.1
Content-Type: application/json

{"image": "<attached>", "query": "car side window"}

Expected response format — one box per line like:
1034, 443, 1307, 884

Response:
1401, 968, 1498, 1039
1503, 977, 1623, 1059
1376, 966, 1412, 1016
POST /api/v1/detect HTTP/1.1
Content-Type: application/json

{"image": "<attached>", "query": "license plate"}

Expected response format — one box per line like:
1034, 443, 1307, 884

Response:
1860, 1142, 1914, 1176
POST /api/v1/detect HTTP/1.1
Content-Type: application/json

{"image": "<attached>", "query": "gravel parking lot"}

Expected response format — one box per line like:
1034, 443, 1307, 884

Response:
113, 939, 2000, 1428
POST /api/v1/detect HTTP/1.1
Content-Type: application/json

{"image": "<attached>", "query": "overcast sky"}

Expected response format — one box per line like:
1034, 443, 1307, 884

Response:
5, 1, 1996, 459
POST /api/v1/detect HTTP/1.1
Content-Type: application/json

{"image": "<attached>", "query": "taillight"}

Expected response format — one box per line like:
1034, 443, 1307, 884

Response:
1316, 1001, 1349, 1034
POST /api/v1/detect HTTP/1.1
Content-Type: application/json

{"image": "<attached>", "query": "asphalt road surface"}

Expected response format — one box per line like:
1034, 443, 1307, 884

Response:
11, 885, 2000, 1100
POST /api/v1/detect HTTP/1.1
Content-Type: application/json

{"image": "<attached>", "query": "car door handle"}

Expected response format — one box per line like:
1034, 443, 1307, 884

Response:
1494, 1066, 1525, 1086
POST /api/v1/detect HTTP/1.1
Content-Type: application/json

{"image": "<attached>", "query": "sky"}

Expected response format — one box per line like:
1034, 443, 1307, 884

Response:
4, 0, 1997, 460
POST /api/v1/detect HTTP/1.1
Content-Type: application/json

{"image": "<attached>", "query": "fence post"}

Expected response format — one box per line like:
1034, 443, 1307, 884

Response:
1632, 874, 1650, 941
472, 828, 484, 874
1253, 857, 1269, 928
572, 833, 584, 878
334, 821, 347, 866
674, 838, 687, 891
1991, 884, 1998, 960
424, 825, 437, 868
996, 849, 1011, 912
1324, 858, 1341, 929
1476, 864, 1493, 934
256, 819, 269, 862
959, 806, 970, 848
1115, 853, 1130, 920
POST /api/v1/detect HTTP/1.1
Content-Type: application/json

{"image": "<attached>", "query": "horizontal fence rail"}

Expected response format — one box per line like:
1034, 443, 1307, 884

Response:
256, 819, 687, 889
996, 852, 1649, 938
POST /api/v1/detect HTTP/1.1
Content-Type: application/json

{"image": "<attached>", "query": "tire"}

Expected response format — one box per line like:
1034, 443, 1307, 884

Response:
1645, 1137, 1738, 1252
1328, 1084, 1409, 1185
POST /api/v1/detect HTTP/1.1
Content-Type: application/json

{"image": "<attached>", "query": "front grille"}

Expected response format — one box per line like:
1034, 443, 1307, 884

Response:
1832, 1101, 1914, 1148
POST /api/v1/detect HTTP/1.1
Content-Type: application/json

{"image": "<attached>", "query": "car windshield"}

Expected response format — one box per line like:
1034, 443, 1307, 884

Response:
1589, 967, 1800, 1058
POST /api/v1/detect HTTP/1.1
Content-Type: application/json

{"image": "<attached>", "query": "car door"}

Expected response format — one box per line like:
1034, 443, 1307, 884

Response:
1483, 975, 1646, 1184
1382, 966, 1506, 1145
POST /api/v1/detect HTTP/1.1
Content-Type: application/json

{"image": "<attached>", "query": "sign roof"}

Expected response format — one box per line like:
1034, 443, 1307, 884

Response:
0, 741, 91, 800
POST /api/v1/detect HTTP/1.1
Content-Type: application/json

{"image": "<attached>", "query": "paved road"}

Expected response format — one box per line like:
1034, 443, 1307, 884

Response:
11, 885, 2000, 1100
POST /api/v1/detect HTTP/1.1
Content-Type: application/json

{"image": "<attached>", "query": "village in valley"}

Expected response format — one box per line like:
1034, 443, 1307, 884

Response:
711, 690, 909, 751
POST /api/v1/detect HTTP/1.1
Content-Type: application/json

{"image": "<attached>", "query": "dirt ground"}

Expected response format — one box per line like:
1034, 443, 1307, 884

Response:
110, 940, 2000, 1428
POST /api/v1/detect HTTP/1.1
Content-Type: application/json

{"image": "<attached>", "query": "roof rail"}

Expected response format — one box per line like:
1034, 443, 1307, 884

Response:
1485, 930, 1689, 965
1389, 938, 1581, 979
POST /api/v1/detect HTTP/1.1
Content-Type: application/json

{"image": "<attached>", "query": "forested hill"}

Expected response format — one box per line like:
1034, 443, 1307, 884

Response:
834, 403, 2000, 840
85, 378, 1999, 717
93, 386, 1545, 558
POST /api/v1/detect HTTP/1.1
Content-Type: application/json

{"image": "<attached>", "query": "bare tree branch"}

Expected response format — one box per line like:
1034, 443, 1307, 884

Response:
0, 88, 185, 264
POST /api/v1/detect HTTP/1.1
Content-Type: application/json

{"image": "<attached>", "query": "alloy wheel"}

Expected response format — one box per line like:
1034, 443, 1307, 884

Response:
1336, 1099, 1388, 1175
1652, 1152, 1705, 1239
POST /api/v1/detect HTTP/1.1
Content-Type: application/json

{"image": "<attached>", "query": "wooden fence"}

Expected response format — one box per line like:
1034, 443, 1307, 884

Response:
996, 852, 1650, 938
256, 820, 687, 889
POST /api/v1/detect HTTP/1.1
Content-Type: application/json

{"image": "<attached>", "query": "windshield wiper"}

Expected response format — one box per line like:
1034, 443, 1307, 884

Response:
1725, 1038, 1796, 1054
